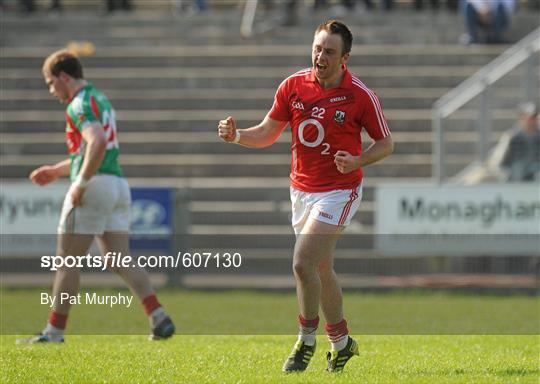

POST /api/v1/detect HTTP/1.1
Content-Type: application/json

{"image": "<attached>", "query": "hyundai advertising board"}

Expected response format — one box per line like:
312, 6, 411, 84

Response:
129, 187, 173, 253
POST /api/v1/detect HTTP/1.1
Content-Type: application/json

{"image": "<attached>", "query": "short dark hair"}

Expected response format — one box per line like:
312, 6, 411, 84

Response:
314, 20, 353, 56
42, 49, 84, 79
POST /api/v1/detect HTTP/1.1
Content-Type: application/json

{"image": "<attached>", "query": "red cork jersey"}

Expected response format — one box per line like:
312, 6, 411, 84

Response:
269, 67, 390, 192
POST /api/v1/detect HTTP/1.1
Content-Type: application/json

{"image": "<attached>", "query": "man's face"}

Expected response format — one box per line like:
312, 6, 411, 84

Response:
312, 30, 349, 82
520, 114, 538, 132
44, 72, 70, 103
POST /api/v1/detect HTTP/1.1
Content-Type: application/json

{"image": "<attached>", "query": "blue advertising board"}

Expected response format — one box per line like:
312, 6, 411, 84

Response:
130, 187, 173, 252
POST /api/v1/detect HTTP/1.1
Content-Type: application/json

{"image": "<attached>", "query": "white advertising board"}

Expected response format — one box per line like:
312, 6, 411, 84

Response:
1, 182, 69, 235
1, 182, 69, 255
375, 183, 540, 256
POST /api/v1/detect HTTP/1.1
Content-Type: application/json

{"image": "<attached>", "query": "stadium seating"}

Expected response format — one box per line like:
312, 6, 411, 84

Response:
1, 2, 538, 287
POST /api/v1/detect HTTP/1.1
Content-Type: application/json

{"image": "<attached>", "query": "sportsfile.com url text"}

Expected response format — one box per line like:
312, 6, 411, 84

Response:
41, 252, 242, 271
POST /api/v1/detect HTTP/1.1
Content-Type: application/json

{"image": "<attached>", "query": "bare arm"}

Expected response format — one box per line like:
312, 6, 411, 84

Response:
78, 123, 107, 181
334, 135, 394, 174
218, 115, 288, 148
358, 135, 394, 167
69, 123, 107, 205
29, 158, 71, 186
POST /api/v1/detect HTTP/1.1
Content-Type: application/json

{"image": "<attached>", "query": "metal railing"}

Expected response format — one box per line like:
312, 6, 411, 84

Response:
432, 28, 540, 184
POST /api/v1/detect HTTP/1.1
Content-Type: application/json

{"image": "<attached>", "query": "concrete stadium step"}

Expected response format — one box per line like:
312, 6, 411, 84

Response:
2, 8, 537, 45
0, 140, 483, 157
0, 87, 455, 111
0, 53, 506, 69
0, 108, 518, 136
0, 95, 439, 111
0, 118, 514, 135
1, 66, 480, 89
0, 87, 452, 101
1, 92, 525, 111
1, 87, 524, 112
0, 176, 427, 201
2, 0, 238, 11
0, 45, 506, 67
189, 201, 374, 226
185, 231, 375, 247
0, 108, 518, 123
0, 131, 506, 156
0, 152, 468, 179
129, 176, 428, 201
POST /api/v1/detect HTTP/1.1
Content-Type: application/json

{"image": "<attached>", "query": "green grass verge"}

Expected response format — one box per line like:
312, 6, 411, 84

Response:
1, 335, 538, 383
1, 289, 539, 382
1, 289, 539, 334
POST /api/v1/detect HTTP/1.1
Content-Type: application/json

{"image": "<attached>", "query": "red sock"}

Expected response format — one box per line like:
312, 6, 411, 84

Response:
325, 318, 348, 343
48, 311, 68, 330
299, 314, 319, 329
142, 294, 161, 316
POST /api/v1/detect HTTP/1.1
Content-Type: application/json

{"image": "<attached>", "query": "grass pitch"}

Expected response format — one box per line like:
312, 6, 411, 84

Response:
1, 289, 539, 383
2, 335, 538, 383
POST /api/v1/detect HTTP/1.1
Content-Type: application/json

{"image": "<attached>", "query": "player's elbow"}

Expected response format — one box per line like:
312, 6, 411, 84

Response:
95, 135, 107, 150
89, 135, 107, 155
383, 135, 394, 156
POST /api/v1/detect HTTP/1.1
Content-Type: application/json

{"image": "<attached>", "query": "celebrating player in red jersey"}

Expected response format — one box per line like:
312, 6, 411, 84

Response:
218, 20, 393, 373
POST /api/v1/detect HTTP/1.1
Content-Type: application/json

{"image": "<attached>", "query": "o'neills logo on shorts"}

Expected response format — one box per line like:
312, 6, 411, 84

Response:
319, 211, 333, 220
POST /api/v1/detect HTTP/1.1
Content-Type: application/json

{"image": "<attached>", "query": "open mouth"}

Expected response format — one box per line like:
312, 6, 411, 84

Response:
316, 63, 327, 70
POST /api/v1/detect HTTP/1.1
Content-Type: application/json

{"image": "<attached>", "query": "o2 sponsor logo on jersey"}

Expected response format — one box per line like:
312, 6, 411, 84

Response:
297, 107, 331, 155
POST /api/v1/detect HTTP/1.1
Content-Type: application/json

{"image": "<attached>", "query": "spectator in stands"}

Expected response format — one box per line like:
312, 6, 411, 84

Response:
19, 0, 62, 13
498, 102, 540, 182
49, 0, 62, 12
414, 0, 458, 11
19, 0, 35, 13
313, 0, 378, 12
282, 0, 299, 26
457, 102, 539, 184
460, 0, 515, 44
172, 0, 206, 14
105, 0, 133, 12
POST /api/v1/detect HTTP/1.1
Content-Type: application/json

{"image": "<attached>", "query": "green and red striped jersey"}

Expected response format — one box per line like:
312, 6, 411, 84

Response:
64, 82, 123, 181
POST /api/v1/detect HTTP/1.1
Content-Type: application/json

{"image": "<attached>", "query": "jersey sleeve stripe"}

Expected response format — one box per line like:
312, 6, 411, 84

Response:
90, 95, 101, 120
351, 78, 390, 137
352, 79, 390, 137
351, 78, 389, 137
278, 69, 311, 86
273, 69, 312, 105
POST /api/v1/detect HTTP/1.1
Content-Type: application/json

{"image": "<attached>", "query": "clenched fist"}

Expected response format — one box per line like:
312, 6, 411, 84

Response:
218, 116, 237, 142
334, 150, 360, 174
29, 165, 60, 186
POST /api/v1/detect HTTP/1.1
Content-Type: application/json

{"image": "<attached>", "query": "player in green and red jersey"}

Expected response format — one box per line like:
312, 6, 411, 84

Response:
23, 50, 174, 343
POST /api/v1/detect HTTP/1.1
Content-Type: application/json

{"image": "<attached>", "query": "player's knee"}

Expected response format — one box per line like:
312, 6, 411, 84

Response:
317, 261, 334, 279
54, 264, 79, 278
108, 265, 122, 275
293, 258, 316, 280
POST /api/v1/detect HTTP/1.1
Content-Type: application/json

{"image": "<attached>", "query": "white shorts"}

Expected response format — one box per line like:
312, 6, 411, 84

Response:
58, 174, 131, 235
290, 185, 362, 234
